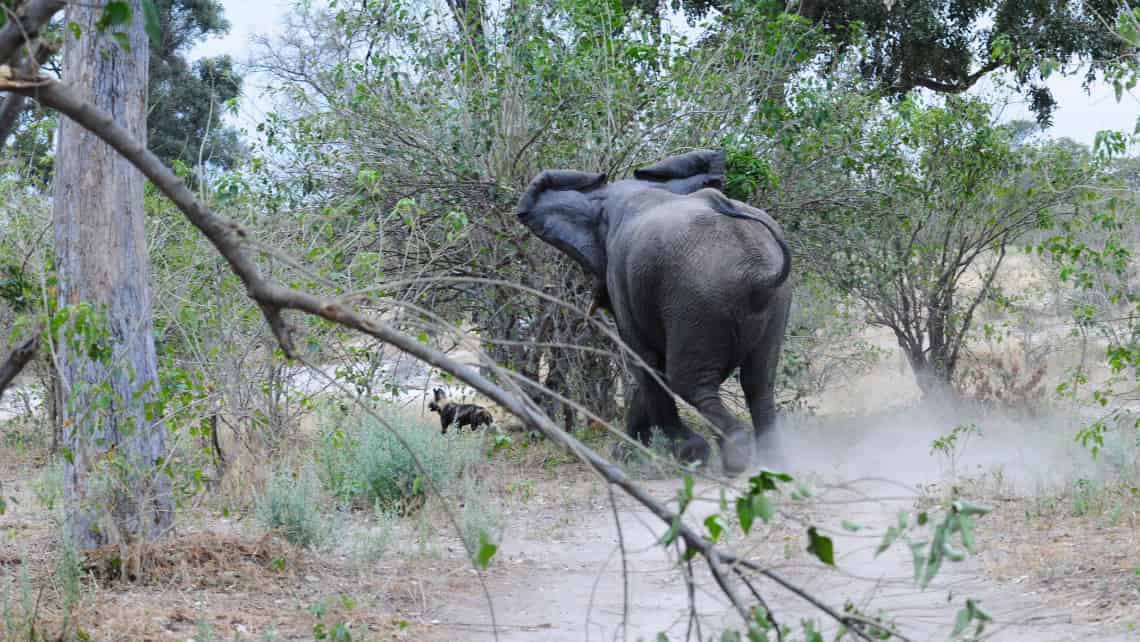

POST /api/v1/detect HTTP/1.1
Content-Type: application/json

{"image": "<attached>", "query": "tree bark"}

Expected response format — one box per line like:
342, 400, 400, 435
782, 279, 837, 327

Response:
53, 0, 171, 549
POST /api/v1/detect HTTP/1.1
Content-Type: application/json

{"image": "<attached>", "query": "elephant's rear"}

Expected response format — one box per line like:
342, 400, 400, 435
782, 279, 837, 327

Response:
615, 202, 791, 358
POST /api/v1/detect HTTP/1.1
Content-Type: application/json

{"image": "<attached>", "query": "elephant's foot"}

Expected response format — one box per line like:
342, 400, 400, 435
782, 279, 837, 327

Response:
720, 429, 753, 476
753, 427, 788, 472
674, 433, 711, 468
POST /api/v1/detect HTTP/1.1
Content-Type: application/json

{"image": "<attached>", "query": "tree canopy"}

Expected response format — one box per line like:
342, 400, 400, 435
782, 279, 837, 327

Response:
668, 0, 1132, 124
147, 0, 244, 169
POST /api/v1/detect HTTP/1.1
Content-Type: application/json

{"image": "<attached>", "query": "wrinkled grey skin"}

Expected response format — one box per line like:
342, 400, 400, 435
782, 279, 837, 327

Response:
516, 149, 792, 475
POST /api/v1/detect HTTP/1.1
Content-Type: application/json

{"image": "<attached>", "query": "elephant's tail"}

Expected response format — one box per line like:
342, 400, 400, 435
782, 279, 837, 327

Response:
760, 230, 792, 290
704, 192, 792, 291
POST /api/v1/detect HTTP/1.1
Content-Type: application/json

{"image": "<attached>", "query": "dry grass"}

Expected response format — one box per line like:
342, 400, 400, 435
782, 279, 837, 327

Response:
927, 472, 1140, 630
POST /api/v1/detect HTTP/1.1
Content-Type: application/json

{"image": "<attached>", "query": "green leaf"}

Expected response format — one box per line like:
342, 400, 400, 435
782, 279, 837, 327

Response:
875, 525, 901, 557
952, 500, 991, 517
752, 493, 775, 523
660, 516, 682, 547
141, 0, 162, 48
840, 520, 862, 532
908, 540, 927, 581
677, 474, 694, 514
68, 21, 82, 40
110, 31, 131, 52
704, 514, 724, 542
958, 515, 977, 553
736, 496, 755, 534
97, 2, 132, 31
748, 469, 793, 493
806, 527, 835, 566
952, 605, 972, 637
473, 531, 497, 569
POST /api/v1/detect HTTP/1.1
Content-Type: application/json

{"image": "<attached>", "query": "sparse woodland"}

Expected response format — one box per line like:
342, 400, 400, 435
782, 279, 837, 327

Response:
0, 0, 1138, 640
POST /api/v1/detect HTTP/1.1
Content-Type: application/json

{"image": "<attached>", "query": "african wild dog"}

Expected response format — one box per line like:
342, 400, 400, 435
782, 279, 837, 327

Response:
428, 388, 494, 434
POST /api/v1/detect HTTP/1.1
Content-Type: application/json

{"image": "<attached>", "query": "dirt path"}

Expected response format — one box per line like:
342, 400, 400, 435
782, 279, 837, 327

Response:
432, 407, 1139, 642
433, 485, 1119, 641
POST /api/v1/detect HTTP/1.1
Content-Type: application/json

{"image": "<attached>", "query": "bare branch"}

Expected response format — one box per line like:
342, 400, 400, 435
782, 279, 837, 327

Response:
0, 332, 38, 401
0, 0, 64, 65
0, 41, 57, 145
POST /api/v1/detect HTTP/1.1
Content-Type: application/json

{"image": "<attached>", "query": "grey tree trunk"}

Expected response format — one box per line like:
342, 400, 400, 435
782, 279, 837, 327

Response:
53, 0, 171, 549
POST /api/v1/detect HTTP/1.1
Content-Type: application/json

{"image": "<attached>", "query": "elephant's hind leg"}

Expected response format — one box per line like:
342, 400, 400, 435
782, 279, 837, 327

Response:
667, 370, 754, 476
626, 368, 711, 467
740, 289, 792, 466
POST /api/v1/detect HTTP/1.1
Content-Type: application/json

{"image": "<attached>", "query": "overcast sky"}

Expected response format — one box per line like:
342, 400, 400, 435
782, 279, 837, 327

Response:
193, 0, 1139, 149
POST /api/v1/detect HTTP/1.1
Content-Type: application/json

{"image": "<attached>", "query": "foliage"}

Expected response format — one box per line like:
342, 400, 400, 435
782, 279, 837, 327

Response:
459, 479, 503, 558
248, 0, 819, 425
672, 0, 1132, 125
313, 406, 482, 513
764, 92, 1088, 392
955, 353, 1047, 408
255, 468, 330, 549
876, 500, 991, 588
769, 275, 885, 411
930, 422, 983, 481
352, 504, 397, 562
4, 0, 243, 184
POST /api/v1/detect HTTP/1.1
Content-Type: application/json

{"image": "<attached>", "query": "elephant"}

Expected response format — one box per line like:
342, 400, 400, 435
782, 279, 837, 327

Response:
515, 149, 792, 475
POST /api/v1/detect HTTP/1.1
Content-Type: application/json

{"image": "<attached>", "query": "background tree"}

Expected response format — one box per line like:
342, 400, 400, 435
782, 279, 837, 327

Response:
733, 92, 1087, 394
675, 0, 1131, 124
147, 0, 244, 170
53, 0, 171, 549
0, 0, 242, 181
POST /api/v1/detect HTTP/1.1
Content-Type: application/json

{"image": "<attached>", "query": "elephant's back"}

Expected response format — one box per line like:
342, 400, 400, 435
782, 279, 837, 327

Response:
618, 197, 783, 291
611, 195, 785, 341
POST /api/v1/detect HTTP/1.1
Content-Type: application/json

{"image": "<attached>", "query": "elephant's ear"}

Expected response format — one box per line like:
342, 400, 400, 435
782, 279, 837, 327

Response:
633, 149, 726, 189
516, 170, 608, 278
516, 169, 607, 217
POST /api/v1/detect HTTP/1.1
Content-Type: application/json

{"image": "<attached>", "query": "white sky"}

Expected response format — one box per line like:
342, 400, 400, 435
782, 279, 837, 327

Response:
192, 0, 1139, 149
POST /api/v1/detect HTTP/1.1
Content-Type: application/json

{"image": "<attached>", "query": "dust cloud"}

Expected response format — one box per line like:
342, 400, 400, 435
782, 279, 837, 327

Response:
772, 395, 1124, 495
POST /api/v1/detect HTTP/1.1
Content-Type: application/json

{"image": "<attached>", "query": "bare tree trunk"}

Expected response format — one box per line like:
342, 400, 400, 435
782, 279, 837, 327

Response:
900, 338, 955, 398
53, 0, 171, 549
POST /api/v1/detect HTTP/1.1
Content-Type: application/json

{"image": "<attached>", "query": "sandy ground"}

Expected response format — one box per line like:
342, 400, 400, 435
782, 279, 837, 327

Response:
430, 403, 1140, 642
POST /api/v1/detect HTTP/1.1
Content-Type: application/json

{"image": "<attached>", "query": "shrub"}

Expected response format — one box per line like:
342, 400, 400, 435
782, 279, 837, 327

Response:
352, 504, 397, 562
315, 407, 482, 513
255, 469, 328, 549
458, 479, 503, 555
620, 427, 678, 480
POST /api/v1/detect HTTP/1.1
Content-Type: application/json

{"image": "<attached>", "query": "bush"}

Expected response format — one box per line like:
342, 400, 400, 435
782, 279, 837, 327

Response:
352, 504, 397, 562
315, 407, 483, 513
458, 479, 503, 554
255, 469, 328, 549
